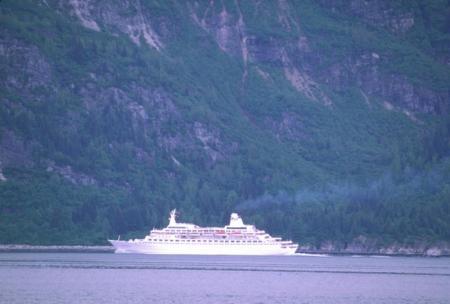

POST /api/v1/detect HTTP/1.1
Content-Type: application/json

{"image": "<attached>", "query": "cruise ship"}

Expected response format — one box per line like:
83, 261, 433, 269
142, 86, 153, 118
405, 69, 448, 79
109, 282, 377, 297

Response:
109, 210, 298, 255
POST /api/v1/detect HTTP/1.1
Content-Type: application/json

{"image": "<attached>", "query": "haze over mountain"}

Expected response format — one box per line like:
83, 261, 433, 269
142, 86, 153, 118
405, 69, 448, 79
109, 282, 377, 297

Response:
0, 0, 449, 253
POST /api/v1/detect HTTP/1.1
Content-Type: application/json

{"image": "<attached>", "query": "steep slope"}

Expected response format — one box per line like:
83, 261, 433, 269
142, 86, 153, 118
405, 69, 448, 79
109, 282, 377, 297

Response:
0, 0, 449, 249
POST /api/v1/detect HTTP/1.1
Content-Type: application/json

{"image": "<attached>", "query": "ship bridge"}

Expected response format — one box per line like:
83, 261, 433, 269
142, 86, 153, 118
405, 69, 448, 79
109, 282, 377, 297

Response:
166, 209, 198, 229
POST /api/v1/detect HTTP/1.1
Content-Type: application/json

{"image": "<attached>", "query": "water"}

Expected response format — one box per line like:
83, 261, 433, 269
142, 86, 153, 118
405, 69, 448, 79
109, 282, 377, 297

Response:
1, 253, 449, 304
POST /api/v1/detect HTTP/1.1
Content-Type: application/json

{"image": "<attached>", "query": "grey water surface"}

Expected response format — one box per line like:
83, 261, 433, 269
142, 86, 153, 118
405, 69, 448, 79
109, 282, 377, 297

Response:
1, 253, 449, 304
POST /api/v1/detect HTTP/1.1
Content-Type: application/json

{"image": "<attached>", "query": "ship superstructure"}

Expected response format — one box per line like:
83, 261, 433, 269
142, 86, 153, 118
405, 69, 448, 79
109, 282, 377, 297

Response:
109, 209, 298, 255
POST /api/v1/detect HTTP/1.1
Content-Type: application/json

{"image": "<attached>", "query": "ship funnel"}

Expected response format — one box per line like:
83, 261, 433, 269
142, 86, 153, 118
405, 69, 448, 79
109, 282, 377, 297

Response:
229, 213, 244, 227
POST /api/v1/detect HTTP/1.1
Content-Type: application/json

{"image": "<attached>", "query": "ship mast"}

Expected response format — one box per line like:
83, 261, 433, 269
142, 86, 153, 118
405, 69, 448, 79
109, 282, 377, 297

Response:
169, 209, 177, 226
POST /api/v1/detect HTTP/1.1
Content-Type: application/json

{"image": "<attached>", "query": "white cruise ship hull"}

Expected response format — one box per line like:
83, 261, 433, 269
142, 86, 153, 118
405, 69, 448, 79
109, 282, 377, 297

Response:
109, 240, 297, 256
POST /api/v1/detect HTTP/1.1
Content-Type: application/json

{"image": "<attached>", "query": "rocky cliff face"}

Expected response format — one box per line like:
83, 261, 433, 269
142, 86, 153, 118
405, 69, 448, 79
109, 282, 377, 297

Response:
66, 0, 164, 50
318, 0, 416, 34
0, 0, 449, 246
189, 1, 448, 114
59, 0, 448, 115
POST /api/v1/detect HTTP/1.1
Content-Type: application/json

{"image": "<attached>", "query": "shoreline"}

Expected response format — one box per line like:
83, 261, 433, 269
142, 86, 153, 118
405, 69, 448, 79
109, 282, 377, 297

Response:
0, 244, 449, 257
0, 244, 114, 253
297, 250, 450, 258
298, 244, 450, 257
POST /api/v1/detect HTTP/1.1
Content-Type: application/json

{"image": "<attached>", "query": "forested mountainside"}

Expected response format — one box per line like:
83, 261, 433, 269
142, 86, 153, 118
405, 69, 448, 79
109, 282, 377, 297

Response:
0, 0, 449, 252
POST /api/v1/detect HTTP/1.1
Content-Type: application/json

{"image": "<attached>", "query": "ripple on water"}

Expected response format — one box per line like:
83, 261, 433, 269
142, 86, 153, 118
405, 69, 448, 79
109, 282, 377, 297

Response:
0, 253, 449, 304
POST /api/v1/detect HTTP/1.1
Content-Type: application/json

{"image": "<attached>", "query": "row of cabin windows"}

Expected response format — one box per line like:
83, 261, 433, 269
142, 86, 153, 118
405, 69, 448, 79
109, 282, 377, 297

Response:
166, 229, 220, 233
150, 239, 264, 243
165, 229, 247, 233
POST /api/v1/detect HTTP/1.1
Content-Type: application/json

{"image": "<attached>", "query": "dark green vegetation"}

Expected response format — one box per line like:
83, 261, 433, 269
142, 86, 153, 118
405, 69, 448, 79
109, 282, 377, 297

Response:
0, 0, 449, 249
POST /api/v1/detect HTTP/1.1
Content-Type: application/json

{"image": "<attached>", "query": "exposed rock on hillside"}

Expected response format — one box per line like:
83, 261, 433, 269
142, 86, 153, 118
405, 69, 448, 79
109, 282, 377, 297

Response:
189, 1, 447, 113
66, 0, 164, 50
0, 0, 449, 246
318, 0, 415, 34
46, 161, 97, 186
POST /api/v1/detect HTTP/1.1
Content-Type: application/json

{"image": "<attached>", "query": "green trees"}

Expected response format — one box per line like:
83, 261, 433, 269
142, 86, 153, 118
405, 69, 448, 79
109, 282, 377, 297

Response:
0, 0, 449, 249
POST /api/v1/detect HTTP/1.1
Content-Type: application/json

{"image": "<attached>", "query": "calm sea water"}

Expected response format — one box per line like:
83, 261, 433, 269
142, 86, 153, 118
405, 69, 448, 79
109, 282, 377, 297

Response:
0, 253, 449, 304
